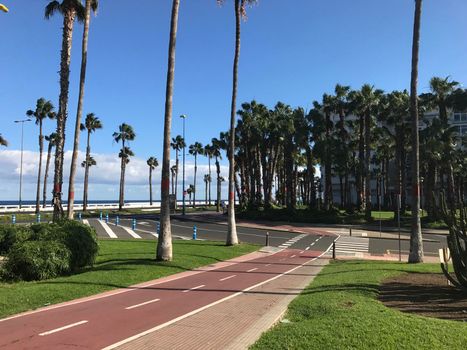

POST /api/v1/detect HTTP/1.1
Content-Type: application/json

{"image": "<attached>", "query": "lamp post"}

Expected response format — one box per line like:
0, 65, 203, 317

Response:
14, 118, 32, 209
180, 114, 187, 215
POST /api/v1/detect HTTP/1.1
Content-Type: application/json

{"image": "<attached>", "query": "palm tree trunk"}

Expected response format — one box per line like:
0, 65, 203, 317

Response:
226, 0, 242, 246
205, 180, 208, 206
357, 114, 365, 211
408, 0, 424, 263
43, 142, 53, 208
208, 156, 212, 206
35, 121, 43, 214
53, 8, 76, 221
216, 157, 221, 212
67, 0, 92, 219
83, 131, 91, 211
149, 167, 153, 206
157, 0, 180, 261
175, 149, 179, 208
364, 109, 372, 220
193, 154, 197, 208
119, 155, 124, 211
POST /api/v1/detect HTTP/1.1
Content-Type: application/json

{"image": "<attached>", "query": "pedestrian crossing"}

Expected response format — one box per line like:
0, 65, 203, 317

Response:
333, 236, 369, 257
278, 234, 308, 250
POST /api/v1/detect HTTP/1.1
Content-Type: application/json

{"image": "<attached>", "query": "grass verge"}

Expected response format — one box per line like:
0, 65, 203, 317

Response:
252, 260, 467, 350
0, 239, 258, 319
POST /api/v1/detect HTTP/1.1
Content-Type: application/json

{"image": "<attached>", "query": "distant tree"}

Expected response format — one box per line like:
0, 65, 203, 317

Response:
113, 123, 136, 210
26, 98, 56, 214
189, 142, 203, 208
147, 157, 159, 206
0, 134, 8, 146
43, 133, 58, 207
204, 174, 211, 206
80, 113, 102, 211
203, 144, 214, 205
170, 135, 185, 204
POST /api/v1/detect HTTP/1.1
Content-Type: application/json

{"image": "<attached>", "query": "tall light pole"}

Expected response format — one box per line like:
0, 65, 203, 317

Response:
180, 114, 187, 215
14, 118, 32, 209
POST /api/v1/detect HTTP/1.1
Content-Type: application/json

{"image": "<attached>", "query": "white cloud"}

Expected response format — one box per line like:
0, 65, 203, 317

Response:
0, 149, 229, 201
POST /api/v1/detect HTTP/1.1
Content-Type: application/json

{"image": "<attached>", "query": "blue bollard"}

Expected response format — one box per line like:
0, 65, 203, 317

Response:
132, 218, 136, 230
78, 212, 82, 221
193, 225, 197, 240
12, 214, 16, 225
116, 216, 120, 226
99, 211, 103, 221
36, 214, 41, 224
157, 222, 160, 235
105, 213, 109, 223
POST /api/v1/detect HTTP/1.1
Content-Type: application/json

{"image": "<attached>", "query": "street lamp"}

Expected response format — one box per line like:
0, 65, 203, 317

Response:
180, 114, 187, 215
14, 118, 32, 209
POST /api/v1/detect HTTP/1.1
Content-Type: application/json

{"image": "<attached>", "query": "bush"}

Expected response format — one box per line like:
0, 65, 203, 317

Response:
3, 240, 71, 281
58, 221, 99, 270
0, 225, 31, 255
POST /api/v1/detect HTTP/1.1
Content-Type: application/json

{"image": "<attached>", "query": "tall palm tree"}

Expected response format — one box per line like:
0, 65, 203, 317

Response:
204, 174, 210, 205
45, 0, 86, 221
80, 113, 102, 211
157, 0, 181, 262
26, 98, 55, 214
0, 134, 7, 146
218, 0, 257, 246
211, 138, 223, 212
81, 155, 96, 206
147, 157, 159, 206
67, 0, 99, 219
189, 142, 203, 208
170, 135, 185, 205
113, 123, 135, 211
43, 133, 58, 207
204, 144, 213, 205
408, 0, 424, 263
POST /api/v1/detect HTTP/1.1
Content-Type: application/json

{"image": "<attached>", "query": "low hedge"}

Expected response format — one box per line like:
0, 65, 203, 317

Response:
0, 221, 99, 281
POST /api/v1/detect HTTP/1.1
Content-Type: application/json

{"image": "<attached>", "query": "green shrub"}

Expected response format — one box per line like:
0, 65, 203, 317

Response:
3, 240, 71, 281
0, 225, 31, 255
57, 221, 99, 270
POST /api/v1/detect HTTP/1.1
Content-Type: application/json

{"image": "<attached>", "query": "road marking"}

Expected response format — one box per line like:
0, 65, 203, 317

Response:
82, 219, 90, 226
247, 268, 258, 272
125, 298, 160, 310
310, 242, 315, 246
305, 247, 310, 250
98, 220, 118, 238
39, 320, 88, 336
121, 226, 142, 239
182, 284, 205, 293
102, 243, 335, 350
290, 255, 296, 258
219, 275, 236, 281
265, 264, 271, 267
171, 223, 292, 239
300, 251, 304, 254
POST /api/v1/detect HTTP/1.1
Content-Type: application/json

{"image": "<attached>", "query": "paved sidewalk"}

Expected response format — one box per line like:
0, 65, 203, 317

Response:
116, 251, 329, 350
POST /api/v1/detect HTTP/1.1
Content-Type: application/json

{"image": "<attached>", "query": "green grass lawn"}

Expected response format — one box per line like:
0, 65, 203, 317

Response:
252, 260, 467, 350
0, 239, 258, 319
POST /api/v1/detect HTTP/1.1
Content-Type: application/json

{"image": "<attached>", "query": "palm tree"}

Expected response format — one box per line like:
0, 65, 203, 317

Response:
157, 0, 181, 262
187, 184, 194, 205
0, 134, 7, 146
67, 0, 99, 219
170, 164, 177, 195
45, 0, 86, 221
26, 98, 55, 214
81, 155, 96, 207
43, 133, 58, 207
408, 0, 424, 263
170, 135, 185, 206
189, 142, 203, 208
113, 123, 136, 211
204, 174, 211, 205
211, 138, 223, 212
218, 0, 257, 246
80, 113, 102, 211
147, 157, 159, 206
204, 144, 213, 205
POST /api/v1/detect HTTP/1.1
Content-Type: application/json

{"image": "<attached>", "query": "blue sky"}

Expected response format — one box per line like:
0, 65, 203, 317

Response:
0, 0, 466, 201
